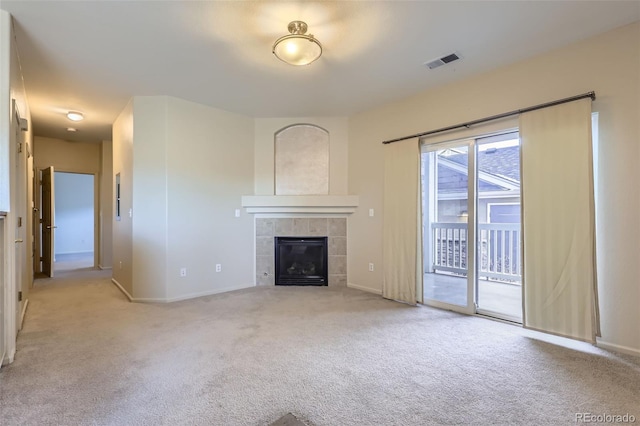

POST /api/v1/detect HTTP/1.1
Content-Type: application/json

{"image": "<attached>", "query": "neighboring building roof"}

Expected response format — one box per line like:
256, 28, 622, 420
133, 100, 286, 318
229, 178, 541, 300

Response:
438, 165, 504, 192
446, 146, 520, 181
436, 146, 520, 194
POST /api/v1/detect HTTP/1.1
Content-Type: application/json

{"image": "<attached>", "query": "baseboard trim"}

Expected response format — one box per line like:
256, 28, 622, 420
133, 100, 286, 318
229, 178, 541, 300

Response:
597, 340, 640, 357
166, 284, 256, 302
131, 283, 256, 303
130, 297, 168, 303
111, 281, 258, 303
19, 299, 29, 330
99, 265, 112, 270
347, 283, 383, 295
111, 278, 133, 302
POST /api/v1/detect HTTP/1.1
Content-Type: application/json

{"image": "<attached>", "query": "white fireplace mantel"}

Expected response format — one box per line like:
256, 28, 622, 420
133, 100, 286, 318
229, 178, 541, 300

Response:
241, 195, 359, 214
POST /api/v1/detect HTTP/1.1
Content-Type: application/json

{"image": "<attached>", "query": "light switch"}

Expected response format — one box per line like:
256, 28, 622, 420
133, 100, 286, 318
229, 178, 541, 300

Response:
369, 209, 374, 217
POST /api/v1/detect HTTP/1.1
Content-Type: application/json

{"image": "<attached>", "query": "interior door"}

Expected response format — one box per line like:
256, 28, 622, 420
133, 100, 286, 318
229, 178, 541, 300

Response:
41, 166, 55, 277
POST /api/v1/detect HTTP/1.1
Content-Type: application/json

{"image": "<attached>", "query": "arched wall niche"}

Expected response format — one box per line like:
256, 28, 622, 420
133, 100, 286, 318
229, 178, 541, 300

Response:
274, 124, 329, 195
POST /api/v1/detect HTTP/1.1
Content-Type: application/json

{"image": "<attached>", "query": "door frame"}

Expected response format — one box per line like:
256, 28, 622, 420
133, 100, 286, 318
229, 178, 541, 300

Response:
34, 169, 99, 275
421, 128, 522, 319
13, 100, 29, 329
2, 99, 28, 365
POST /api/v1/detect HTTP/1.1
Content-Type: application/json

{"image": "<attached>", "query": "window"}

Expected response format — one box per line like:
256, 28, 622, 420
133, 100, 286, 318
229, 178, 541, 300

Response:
487, 203, 520, 224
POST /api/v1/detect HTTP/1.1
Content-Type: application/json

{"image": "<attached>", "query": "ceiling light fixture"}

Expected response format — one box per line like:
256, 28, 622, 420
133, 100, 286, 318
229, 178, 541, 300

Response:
272, 21, 322, 66
67, 127, 77, 132
67, 111, 84, 121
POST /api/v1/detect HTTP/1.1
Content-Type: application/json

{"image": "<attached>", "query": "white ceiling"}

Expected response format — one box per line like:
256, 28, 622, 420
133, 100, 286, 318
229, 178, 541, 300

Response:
2, 1, 639, 143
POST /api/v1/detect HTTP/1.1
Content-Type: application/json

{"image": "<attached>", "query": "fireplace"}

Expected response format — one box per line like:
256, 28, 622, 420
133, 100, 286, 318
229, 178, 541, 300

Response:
275, 237, 328, 286
254, 218, 347, 287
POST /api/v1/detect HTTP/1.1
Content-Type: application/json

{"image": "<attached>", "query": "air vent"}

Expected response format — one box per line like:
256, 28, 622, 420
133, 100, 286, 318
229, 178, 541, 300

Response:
425, 52, 460, 70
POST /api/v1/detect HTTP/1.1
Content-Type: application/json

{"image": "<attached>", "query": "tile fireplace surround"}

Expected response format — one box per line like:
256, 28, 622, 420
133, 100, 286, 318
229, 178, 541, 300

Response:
255, 218, 347, 287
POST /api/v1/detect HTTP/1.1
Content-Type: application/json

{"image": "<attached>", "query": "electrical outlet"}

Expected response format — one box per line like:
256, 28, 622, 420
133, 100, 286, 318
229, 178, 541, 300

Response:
215, 264, 222, 273
369, 263, 374, 272
180, 267, 187, 277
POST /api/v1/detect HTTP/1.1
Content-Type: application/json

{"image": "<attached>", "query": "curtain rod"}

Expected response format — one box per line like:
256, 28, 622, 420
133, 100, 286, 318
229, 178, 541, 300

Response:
382, 91, 596, 145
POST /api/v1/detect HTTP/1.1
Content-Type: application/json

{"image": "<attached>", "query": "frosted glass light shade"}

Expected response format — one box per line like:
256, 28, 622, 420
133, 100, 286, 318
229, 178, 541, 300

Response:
273, 21, 322, 66
67, 111, 84, 121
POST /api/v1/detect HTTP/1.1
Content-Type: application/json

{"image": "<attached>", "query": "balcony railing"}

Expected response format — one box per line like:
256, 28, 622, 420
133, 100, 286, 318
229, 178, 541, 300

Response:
429, 222, 521, 283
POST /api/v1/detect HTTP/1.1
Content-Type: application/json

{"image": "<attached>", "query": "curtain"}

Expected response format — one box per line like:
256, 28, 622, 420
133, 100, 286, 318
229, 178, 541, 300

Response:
520, 98, 599, 342
383, 138, 422, 305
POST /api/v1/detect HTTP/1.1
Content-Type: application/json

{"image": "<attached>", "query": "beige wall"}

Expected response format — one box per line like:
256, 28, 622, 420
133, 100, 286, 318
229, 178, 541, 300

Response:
34, 137, 100, 174
348, 22, 640, 353
100, 141, 113, 269
254, 117, 348, 195
165, 96, 255, 300
131, 97, 169, 300
112, 100, 134, 296
112, 96, 255, 301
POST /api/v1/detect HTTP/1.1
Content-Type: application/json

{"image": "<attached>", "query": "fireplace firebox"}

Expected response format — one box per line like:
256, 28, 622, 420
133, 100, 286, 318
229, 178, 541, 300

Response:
274, 237, 328, 286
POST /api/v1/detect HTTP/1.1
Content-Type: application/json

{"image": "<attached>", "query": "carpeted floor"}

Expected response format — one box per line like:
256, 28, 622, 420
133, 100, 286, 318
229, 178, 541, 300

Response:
1, 269, 638, 425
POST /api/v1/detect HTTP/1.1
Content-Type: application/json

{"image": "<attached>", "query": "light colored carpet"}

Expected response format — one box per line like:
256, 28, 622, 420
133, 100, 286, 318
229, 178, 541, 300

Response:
1, 269, 638, 425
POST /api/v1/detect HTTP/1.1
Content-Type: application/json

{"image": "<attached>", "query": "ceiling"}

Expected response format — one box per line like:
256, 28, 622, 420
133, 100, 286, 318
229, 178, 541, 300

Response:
1, 1, 639, 143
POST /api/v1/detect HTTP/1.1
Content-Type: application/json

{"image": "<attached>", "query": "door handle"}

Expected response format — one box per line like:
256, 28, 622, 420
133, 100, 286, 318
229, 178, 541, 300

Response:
15, 238, 23, 243
46, 225, 57, 229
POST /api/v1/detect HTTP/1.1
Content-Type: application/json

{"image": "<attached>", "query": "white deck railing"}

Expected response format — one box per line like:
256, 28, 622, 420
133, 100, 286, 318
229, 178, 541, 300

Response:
430, 222, 521, 283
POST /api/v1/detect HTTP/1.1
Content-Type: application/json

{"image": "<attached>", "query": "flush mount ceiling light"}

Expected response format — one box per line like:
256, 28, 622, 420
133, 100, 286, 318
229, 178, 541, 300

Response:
272, 21, 322, 66
66, 127, 77, 132
66, 111, 84, 121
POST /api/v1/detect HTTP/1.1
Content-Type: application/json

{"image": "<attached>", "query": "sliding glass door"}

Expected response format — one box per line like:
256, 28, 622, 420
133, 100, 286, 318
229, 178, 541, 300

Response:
422, 132, 522, 322
422, 141, 476, 314
475, 133, 522, 322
